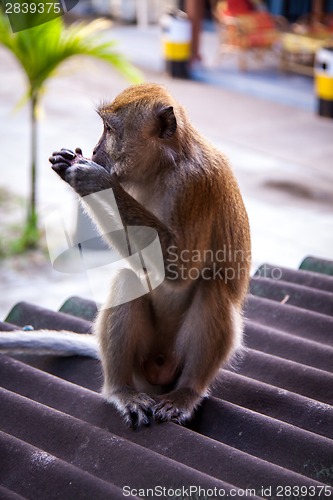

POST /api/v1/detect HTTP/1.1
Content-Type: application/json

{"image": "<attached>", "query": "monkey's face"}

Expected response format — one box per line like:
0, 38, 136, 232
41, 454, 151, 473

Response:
93, 86, 178, 182
92, 113, 125, 176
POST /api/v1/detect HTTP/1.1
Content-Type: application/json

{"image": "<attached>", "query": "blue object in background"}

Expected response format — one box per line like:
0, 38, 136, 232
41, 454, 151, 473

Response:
326, 0, 333, 12
265, 0, 333, 20
267, 0, 284, 16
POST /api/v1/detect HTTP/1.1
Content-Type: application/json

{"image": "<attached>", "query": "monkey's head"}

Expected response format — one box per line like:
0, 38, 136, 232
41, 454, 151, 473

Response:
93, 83, 186, 182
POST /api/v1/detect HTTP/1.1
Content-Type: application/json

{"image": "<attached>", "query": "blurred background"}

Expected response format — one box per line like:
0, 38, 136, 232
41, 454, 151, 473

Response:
0, 0, 333, 317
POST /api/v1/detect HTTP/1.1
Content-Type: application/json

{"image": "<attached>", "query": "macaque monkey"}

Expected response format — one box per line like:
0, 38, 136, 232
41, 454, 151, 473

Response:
0, 83, 251, 427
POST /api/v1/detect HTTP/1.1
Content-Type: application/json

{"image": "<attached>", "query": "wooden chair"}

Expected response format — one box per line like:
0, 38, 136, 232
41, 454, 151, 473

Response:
212, 0, 285, 71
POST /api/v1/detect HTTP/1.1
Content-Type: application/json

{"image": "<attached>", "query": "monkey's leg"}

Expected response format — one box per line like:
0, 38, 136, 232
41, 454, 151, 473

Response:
154, 278, 244, 424
94, 273, 156, 428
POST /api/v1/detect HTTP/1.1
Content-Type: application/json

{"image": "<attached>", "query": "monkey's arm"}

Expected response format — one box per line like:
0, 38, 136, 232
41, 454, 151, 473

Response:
50, 149, 177, 264
0, 330, 99, 358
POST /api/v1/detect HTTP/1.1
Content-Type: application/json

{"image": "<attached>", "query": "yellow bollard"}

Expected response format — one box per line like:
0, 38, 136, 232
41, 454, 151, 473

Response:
161, 10, 191, 79
315, 47, 333, 118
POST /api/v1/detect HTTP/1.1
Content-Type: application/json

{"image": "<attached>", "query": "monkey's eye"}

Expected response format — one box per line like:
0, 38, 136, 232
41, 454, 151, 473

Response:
104, 123, 112, 134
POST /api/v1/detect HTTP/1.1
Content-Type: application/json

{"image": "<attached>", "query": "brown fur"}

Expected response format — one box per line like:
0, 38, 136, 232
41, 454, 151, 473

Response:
51, 83, 251, 427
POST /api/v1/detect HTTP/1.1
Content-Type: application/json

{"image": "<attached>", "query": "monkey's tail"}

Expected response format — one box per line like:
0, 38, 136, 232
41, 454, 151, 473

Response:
0, 330, 100, 359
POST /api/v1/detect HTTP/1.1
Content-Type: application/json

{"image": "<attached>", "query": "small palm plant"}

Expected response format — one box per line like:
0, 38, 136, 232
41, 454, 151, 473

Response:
0, 6, 142, 250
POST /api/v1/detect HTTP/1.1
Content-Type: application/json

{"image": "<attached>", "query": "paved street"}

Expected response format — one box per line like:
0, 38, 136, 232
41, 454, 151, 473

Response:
0, 22, 333, 317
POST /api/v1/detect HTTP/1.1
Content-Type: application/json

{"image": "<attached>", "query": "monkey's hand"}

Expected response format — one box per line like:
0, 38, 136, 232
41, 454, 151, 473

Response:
50, 148, 112, 197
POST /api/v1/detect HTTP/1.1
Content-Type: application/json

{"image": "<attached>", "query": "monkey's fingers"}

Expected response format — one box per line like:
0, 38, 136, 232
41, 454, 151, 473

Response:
49, 154, 69, 165
75, 147, 83, 156
60, 148, 76, 160
51, 163, 70, 181
49, 150, 75, 167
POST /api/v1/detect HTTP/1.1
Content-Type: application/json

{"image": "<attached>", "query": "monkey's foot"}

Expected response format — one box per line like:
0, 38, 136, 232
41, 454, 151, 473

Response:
153, 388, 201, 425
106, 389, 156, 429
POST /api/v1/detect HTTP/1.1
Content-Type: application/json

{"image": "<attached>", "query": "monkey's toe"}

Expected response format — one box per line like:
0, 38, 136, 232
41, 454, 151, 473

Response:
120, 393, 155, 429
153, 400, 189, 425
126, 407, 151, 429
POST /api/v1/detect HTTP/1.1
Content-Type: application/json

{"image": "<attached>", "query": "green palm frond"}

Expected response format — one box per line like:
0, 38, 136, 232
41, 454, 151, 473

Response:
0, 12, 143, 98
0, 5, 143, 248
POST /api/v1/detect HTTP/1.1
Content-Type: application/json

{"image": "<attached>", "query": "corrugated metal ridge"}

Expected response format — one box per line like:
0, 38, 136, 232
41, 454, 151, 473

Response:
5, 302, 92, 334
250, 276, 333, 316
245, 295, 333, 344
300, 256, 333, 276
0, 387, 239, 495
0, 256, 332, 499
4, 302, 333, 402
245, 320, 333, 372
0, 429, 131, 500
255, 263, 333, 293
0, 355, 331, 491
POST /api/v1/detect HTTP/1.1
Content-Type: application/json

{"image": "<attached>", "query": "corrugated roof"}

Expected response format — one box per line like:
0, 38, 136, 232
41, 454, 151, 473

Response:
0, 256, 332, 499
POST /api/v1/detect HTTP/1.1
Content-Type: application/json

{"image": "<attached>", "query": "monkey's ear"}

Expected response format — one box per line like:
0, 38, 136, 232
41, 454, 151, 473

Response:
157, 106, 177, 139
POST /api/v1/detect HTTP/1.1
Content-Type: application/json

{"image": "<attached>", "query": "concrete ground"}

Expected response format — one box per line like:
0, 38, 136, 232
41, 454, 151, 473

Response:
0, 22, 333, 318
